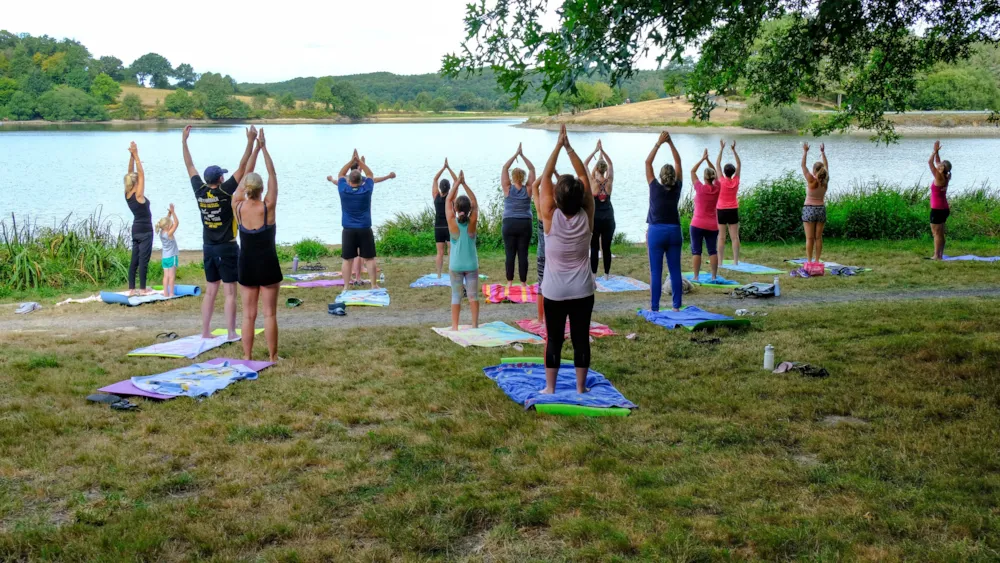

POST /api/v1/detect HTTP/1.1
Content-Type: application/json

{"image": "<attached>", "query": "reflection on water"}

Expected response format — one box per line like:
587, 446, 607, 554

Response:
1, 120, 997, 249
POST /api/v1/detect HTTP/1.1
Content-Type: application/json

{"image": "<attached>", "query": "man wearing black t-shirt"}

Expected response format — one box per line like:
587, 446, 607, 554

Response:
182, 124, 256, 340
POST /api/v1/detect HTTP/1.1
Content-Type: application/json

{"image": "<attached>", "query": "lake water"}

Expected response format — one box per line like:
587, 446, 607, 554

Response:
1, 120, 997, 249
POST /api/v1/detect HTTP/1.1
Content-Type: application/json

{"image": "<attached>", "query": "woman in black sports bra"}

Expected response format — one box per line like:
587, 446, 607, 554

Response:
585, 139, 616, 277
231, 129, 282, 362
432, 158, 458, 278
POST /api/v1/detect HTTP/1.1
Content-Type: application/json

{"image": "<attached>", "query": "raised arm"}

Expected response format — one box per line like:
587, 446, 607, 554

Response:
231, 125, 257, 184
715, 139, 725, 178
444, 160, 458, 185
231, 144, 261, 207
819, 143, 828, 176
646, 131, 668, 184
584, 145, 599, 173
731, 140, 741, 177
167, 204, 179, 237
432, 160, 447, 198
521, 150, 537, 186
667, 136, 681, 179
500, 147, 518, 194
691, 150, 706, 187
130, 142, 146, 202
182, 125, 198, 178
445, 170, 461, 233
357, 155, 374, 180
465, 180, 480, 235
561, 127, 594, 230
801, 143, 815, 182
128, 152, 135, 175
539, 131, 563, 229
372, 172, 396, 184
601, 145, 614, 185
260, 130, 277, 209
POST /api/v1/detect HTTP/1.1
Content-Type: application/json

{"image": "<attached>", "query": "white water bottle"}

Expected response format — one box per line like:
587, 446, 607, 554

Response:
773, 275, 780, 297
763, 345, 775, 371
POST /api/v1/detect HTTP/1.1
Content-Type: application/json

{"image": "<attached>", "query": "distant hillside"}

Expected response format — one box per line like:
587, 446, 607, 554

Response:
239, 70, 670, 110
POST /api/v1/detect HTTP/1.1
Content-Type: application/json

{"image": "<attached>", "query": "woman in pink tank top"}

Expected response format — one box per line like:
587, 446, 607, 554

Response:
801, 142, 830, 264
715, 139, 742, 265
537, 125, 596, 396
689, 149, 721, 282
928, 140, 953, 260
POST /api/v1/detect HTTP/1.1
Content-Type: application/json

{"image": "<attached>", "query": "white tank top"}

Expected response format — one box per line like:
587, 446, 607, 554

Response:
540, 209, 594, 301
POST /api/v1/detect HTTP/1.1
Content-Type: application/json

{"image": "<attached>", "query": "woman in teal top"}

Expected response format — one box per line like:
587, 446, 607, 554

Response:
447, 170, 480, 331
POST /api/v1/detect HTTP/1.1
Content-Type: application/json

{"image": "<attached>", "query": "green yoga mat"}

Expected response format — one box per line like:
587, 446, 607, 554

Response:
535, 404, 632, 417
500, 357, 572, 365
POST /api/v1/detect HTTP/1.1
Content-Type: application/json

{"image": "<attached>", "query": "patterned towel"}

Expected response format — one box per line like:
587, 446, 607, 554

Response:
284, 271, 342, 282
720, 260, 785, 275
482, 284, 539, 303
410, 274, 452, 288
682, 272, 741, 286
281, 279, 345, 288
514, 319, 615, 341
99, 358, 274, 400
785, 259, 872, 273
335, 288, 390, 307
432, 321, 543, 347
595, 275, 650, 293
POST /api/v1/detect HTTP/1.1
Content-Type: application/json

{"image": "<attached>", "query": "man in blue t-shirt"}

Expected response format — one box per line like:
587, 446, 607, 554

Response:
331, 150, 391, 289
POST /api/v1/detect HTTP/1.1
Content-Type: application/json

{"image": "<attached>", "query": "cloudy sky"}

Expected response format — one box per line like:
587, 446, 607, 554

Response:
4, 0, 570, 83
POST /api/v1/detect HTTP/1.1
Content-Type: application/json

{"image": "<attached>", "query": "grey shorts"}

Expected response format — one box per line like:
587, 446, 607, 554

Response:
802, 205, 827, 223
450, 270, 479, 305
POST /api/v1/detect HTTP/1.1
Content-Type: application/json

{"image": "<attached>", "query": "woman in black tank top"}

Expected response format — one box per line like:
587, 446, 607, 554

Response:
231, 129, 282, 362
585, 140, 616, 277
432, 159, 458, 278
125, 142, 154, 295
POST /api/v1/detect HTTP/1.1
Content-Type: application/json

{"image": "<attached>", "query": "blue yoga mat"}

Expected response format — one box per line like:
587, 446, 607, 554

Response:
101, 285, 200, 306
638, 306, 749, 330
482, 362, 637, 410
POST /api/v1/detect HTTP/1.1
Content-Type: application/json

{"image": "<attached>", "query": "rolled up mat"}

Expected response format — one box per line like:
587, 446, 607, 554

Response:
535, 404, 632, 417
174, 285, 201, 296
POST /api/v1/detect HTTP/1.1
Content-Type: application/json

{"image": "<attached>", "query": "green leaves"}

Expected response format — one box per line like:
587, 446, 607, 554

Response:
445, 0, 1000, 143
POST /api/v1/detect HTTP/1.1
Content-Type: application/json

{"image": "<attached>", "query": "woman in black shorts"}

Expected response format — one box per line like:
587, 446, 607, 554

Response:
232, 129, 282, 362
585, 139, 616, 278
928, 141, 952, 260
432, 158, 458, 278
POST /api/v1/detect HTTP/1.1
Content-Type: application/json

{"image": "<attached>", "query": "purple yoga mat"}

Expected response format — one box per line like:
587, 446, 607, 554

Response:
97, 358, 275, 400
942, 255, 1000, 262
289, 279, 344, 288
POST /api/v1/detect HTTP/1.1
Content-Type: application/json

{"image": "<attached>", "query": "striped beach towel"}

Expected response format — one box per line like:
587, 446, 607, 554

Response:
483, 284, 539, 304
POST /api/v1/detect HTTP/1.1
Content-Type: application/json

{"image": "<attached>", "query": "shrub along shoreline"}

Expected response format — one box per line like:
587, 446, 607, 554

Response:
2, 176, 996, 296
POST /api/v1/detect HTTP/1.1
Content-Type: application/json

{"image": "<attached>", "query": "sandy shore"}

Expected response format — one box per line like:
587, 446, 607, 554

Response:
517, 120, 1000, 138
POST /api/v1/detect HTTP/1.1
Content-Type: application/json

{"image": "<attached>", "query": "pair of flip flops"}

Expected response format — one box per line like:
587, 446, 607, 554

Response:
86, 393, 141, 411
156, 332, 179, 340
328, 302, 346, 316
286, 298, 303, 308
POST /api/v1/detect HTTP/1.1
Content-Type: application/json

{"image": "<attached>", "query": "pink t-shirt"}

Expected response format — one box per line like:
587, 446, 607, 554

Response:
717, 176, 740, 209
931, 182, 949, 210
691, 180, 721, 231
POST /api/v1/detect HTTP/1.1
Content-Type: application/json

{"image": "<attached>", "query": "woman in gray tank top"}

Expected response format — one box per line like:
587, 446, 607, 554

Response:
155, 203, 180, 297
537, 125, 596, 396
501, 143, 536, 289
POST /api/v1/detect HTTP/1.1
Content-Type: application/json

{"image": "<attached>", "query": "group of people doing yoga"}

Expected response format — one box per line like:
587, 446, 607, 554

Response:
121, 124, 955, 373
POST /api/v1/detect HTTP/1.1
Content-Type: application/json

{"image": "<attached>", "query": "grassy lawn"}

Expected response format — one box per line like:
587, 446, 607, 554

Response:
1, 293, 999, 560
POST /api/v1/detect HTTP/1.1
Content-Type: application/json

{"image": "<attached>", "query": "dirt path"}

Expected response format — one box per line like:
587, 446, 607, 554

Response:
3, 287, 998, 336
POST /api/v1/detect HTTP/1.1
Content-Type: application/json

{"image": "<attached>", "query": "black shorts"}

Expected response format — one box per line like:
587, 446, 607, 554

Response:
434, 227, 450, 244
930, 208, 950, 225
342, 228, 376, 260
204, 242, 239, 284
717, 208, 740, 225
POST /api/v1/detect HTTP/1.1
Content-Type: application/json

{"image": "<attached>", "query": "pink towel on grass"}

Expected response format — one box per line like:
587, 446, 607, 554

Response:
515, 319, 615, 341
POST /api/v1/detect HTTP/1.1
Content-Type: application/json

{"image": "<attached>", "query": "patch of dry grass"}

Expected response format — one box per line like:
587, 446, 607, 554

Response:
538, 97, 742, 127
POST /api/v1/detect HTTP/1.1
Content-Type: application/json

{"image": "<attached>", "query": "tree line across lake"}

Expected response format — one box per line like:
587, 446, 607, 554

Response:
2, 29, 999, 124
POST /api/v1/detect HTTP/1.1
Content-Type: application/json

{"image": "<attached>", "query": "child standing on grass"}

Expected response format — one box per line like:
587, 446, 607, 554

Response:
447, 171, 480, 331
156, 204, 180, 297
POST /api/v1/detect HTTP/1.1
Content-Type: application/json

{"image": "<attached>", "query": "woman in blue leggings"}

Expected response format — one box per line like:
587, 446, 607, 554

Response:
645, 131, 684, 312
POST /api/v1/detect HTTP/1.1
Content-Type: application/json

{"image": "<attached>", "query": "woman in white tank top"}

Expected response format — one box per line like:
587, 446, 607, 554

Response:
537, 125, 596, 395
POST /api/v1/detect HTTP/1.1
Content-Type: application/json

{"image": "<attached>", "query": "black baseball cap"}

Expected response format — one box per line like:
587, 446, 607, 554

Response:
204, 165, 228, 184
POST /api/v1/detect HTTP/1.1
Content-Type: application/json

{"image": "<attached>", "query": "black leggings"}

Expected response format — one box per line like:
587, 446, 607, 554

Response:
129, 232, 153, 290
502, 217, 532, 283
590, 215, 616, 275
544, 295, 594, 369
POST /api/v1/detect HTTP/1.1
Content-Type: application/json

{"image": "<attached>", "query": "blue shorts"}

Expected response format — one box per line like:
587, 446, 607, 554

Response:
161, 255, 178, 269
689, 226, 719, 256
